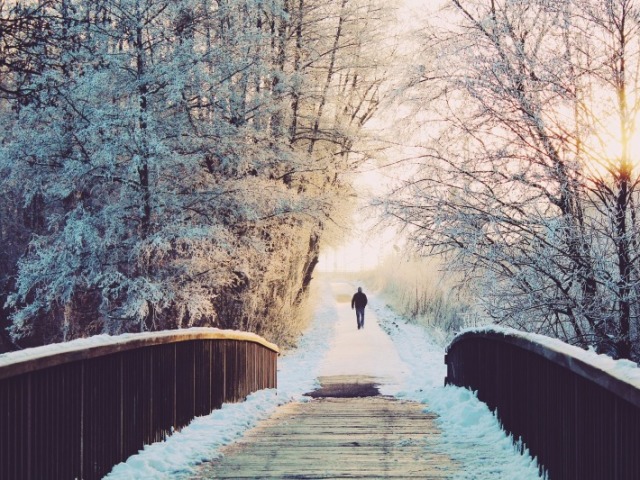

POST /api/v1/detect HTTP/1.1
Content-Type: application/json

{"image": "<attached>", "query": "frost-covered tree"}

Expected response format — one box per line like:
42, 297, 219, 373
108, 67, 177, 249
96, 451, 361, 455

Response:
0, 0, 390, 348
0, 1, 56, 101
3, 0, 296, 337
383, 0, 640, 359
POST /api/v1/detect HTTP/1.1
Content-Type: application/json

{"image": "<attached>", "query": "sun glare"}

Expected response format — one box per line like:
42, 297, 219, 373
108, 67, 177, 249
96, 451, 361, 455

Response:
582, 118, 640, 180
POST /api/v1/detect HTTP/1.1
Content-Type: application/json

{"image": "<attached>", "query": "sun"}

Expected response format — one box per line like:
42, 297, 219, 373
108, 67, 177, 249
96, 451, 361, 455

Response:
581, 116, 640, 181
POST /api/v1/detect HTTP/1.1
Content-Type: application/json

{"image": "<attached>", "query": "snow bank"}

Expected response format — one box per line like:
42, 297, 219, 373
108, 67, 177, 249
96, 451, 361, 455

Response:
105, 281, 338, 479
370, 296, 543, 479
456, 325, 640, 390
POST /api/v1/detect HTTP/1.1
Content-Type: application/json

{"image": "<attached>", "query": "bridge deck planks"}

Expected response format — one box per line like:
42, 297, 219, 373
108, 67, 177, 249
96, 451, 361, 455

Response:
192, 394, 457, 478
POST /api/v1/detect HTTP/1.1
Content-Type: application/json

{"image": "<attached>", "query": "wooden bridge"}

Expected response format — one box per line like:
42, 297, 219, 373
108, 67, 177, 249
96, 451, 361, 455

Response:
193, 376, 455, 478
0, 330, 278, 480
1, 284, 640, 479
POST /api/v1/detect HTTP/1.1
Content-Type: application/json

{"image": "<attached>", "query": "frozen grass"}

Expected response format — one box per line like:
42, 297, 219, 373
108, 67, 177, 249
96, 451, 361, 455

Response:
360, 254, 484, 346
258, 279, 318, 352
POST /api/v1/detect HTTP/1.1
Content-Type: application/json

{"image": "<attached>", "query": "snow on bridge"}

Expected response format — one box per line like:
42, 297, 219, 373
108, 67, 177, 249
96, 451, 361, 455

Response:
107, 279, 541, 479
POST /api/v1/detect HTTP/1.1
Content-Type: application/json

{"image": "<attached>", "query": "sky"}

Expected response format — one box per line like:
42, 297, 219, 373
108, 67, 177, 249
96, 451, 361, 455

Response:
317, 163, 402, 272
317, 0, 447, 273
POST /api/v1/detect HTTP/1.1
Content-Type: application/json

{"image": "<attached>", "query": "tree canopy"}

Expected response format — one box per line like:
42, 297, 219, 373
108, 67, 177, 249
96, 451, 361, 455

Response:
383, 0, 640, 360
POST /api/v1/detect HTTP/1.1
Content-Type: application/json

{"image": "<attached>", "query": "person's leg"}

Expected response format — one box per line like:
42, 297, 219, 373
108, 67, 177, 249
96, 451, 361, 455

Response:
356, 308, 364, 329
355, 309, 361, 329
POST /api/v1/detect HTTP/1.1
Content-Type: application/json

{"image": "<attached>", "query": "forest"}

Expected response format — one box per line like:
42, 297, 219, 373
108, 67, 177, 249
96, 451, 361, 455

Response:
5, 0, 640, 364
0, 0, 389, 351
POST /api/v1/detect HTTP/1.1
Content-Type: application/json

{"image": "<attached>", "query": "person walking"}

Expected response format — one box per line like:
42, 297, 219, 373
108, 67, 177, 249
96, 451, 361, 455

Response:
351, 287, 368, 330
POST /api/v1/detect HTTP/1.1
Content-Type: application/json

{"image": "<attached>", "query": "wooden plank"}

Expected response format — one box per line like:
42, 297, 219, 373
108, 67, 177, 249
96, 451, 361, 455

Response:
191, 395, 457, 478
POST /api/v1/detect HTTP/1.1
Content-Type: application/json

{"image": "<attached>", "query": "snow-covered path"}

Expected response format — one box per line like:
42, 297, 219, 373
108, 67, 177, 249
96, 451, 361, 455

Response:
106, 277, 543, 479
318, 281, 409, 393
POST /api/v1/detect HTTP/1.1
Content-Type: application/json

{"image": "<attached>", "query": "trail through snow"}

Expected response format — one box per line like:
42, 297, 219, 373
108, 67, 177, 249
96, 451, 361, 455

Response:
106, 277, 542, 479
318, 281, 409, 393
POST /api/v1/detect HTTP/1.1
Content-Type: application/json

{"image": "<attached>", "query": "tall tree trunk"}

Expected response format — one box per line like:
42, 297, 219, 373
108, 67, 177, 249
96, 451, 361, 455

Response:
289, 0, 304, 144
308, 0, 348, 154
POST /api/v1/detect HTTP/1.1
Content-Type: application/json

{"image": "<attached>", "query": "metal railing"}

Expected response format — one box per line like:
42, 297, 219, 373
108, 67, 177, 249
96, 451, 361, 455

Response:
445, 329, 640, 479
0, 328, 279, 480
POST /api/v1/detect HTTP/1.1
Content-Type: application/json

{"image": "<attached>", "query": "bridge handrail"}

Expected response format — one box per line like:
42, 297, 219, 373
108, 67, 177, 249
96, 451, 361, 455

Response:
0, 327, 279, 380
447, 327, 640, 407
445, 326, 640, 479
0, 328, 279, 480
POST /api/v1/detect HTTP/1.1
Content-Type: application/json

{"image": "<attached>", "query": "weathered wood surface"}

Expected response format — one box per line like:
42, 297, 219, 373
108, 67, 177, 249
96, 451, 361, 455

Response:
192, 376, 456, 479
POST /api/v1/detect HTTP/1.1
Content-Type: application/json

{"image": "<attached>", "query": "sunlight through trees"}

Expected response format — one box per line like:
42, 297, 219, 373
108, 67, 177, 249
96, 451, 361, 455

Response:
381, 0, 640, 360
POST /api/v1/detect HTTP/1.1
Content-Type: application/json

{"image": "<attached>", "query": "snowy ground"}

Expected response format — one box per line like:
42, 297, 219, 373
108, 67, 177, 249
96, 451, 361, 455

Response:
318, 282, 409, 393
106, 277, 542, 479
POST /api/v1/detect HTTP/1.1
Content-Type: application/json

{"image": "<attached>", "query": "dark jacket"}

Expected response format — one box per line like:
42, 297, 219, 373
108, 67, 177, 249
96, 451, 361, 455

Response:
351, 292, 368, 309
